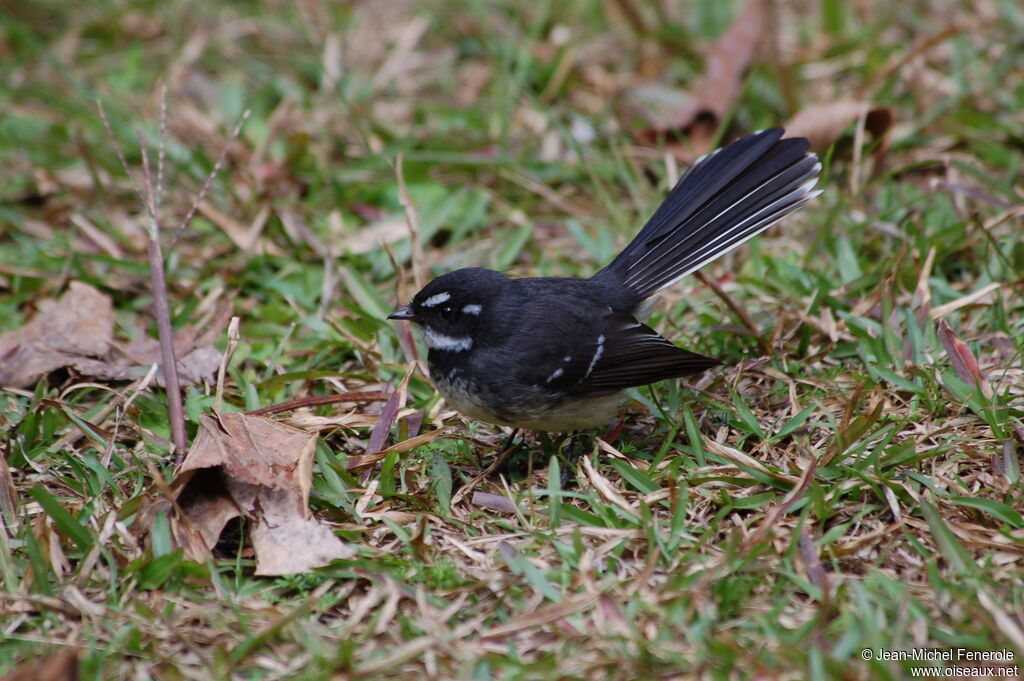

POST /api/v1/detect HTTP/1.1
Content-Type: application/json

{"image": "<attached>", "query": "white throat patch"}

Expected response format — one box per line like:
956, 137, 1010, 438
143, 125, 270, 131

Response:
421, 292, 451, 308
422, 327, 473, 352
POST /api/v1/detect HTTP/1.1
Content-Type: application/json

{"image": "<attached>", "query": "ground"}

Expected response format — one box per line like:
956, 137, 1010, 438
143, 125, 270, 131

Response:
1, 0, 1022, 679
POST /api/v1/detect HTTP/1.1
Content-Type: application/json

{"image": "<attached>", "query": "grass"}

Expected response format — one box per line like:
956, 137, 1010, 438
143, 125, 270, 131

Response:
2, 0, 1023, 679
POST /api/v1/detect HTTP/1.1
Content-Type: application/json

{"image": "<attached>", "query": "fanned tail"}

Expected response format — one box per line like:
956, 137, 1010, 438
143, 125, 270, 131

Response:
593, 128, 820, 300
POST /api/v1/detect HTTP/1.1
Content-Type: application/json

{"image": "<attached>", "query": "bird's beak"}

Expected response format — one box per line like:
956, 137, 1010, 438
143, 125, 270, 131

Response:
388, 306, 416, 321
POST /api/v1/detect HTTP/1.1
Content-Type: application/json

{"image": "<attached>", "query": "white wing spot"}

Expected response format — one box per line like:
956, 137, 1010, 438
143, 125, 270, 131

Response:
422, 327, 472, 352
462, 304, 482, 315
584, 335, 605, 378
563, 355, 572, 363
422, 292, 451, 308
546, 367, 564, 383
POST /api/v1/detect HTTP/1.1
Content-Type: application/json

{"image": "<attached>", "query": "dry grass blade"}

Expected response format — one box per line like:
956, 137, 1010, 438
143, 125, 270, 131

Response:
703, 437, 801, 484
930, 283, 1001, 320
694, 270, 767, 353
480, 593, 600, 639
214, 316, 240, 412
345, 428, 448, 471
583, 446, 640, 518
246, 391, 387, 416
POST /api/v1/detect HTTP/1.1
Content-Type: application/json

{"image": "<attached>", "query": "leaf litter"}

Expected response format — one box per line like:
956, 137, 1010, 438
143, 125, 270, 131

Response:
164, 412, 354, 575
0, 282, 223, 389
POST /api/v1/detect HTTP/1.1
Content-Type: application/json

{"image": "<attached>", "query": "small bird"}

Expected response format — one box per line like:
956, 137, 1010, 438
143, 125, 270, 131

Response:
389, 128, 820, 433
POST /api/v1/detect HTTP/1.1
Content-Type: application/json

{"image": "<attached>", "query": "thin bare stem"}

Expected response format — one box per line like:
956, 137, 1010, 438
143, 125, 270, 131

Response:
395, 154, 426, 291
146, 237, 188, 461
169, 108, 251, 249
694, 270, 768, 354
245, 392, 388, 417
98, 97, 187, 461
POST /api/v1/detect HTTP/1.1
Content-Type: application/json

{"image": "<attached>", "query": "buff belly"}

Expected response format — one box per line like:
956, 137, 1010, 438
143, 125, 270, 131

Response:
433, 370, 624, 431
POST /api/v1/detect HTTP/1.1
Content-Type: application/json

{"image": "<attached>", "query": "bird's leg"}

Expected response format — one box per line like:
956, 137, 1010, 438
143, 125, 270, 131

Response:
500, 428, 521, 455
451, 429, 523, 507
558, 431, 590, 488
602, 417, 626, 443
489, 428, 526, 478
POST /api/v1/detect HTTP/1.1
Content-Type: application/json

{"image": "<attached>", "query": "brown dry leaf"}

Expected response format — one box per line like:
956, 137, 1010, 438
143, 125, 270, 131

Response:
0, 649, 79, 681
168, 413, 354, 575
338, 216, 410, 255
631, 0, 767, 160
118, 327, 222, 386
0, 281, 113, 387
0, 281, 223, 388
72, 331, 222, 387
785, 100, 894, 173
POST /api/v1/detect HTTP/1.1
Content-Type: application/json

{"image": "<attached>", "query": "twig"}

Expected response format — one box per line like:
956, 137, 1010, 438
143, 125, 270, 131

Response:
395, 154, 426, 291
98, 98, 188, 460
246, 392, 388, 417
147, 236, 187, 460
168, 108, 251, 249
694, 270, 768, 354
450, 441, 521, 508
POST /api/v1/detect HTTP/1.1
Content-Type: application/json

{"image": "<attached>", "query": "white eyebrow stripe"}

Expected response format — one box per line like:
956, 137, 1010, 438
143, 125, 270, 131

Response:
546, 367, 564, 383
462, 304, 482, 315
422, 292, 451, 308
422, 327, 472, 352
584, 334, 606, 378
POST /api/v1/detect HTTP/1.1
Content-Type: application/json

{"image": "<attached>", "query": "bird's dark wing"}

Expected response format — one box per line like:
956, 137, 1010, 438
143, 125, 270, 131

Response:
517, 309, 720, 399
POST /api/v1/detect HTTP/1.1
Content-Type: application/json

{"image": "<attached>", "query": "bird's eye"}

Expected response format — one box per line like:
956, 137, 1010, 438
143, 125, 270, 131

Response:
439, 305, 456, 320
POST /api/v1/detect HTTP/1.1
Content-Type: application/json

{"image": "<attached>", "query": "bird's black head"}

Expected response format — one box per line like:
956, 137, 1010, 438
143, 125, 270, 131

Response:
388, 268, 509, 352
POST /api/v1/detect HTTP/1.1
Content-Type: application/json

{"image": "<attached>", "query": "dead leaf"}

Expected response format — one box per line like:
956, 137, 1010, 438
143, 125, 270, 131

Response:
785, 100, 894, 176
631, 0, 767, 160
230, 483, 357, 576
0, 281, 113, 387
166, 413, 354, 575
71, 338, 221, 387
0, 282, 223, 388
0, 649, 79, 681
338, 217, 410, 255
117, 327, 223, 386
